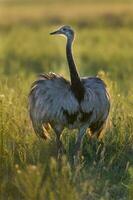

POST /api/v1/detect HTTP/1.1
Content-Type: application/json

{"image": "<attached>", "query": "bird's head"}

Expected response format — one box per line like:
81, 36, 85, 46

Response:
50, 25, 74, 41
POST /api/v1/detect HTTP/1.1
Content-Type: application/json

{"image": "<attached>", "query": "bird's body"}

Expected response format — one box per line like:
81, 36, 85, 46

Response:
29, 25, 110, 159
29, 73, 109, 135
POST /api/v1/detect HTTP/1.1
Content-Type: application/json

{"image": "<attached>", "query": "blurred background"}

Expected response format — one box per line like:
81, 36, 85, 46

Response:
1, 0, 133, 92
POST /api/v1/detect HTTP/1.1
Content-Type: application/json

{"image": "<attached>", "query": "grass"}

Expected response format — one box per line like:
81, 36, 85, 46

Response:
0, 1, 133, 200
1, 2, 133, 28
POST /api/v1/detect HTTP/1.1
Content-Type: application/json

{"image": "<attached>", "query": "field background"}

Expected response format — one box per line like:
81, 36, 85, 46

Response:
0, 0, 133, 199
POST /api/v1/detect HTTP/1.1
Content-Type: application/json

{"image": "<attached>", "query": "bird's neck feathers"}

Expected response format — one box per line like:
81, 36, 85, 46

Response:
66, 38, 85, 102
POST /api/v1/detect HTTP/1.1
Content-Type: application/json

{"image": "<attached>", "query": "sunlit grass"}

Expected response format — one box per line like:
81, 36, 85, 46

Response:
0, 73, 133, 199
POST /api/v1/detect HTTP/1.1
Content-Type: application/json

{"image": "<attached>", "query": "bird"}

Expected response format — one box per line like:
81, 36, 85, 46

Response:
29, 25, 110, 162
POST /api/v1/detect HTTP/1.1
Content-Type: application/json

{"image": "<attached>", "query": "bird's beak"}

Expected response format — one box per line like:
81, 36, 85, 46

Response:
50, 30, 61, 35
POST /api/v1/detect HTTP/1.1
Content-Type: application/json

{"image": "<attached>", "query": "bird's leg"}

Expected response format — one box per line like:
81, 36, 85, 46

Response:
73, 125, 87, 166
55, 132, 65, 159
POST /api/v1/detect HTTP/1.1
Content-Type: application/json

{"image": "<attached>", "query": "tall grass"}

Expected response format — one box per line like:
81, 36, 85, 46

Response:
0, 73, 133, 199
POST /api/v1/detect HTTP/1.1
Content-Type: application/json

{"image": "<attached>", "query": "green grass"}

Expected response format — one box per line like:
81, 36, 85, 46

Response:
1, 3, 133, 28
0, 2, 133, 200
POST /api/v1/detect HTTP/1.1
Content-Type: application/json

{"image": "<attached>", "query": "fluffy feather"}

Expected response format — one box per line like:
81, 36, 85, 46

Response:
29, 73, 110, 139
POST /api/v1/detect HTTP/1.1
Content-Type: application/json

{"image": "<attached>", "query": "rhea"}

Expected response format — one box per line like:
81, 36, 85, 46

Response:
29, 25, 110, 161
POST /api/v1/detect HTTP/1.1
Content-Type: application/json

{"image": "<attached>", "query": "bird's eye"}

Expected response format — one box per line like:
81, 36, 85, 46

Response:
63, 28, 66, 31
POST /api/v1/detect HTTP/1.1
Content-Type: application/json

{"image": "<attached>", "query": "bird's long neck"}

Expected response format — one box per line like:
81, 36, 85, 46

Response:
66, 38, 84, 102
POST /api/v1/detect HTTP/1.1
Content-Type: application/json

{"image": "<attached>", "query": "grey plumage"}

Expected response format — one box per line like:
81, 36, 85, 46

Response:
29, 25, 110, 160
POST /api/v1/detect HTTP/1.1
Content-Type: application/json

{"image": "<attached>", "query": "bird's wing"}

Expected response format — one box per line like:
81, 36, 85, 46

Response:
29, 73, 79, 137
81, 77, 110, 119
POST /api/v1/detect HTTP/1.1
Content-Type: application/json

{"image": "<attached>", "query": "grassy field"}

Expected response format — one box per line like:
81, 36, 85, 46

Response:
0, 1, 133, 200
